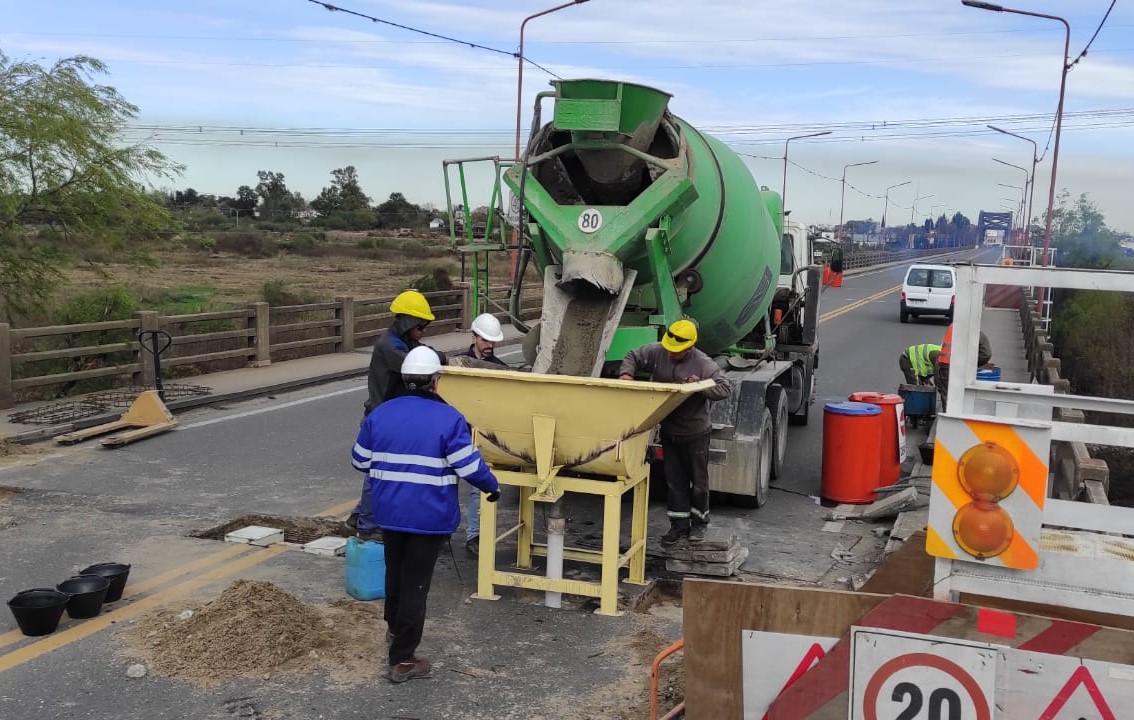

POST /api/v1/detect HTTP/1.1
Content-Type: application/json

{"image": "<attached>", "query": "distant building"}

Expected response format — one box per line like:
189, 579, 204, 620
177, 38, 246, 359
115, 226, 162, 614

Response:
291, 209, 321, 221
429, 218, 446, 231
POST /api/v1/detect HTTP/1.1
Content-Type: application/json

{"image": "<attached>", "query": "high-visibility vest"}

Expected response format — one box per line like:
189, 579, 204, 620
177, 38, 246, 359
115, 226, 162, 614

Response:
939, 324, 953, 366
907, 343, 942, 377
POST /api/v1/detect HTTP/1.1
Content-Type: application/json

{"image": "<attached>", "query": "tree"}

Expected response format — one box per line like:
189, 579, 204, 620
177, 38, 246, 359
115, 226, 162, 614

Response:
254, 170, 299, 220
233, 185, 258, 212
375, 191, 425, 229
0, 52, 178, 319
312, 166, 373, 229
1045, 190, 1122, 269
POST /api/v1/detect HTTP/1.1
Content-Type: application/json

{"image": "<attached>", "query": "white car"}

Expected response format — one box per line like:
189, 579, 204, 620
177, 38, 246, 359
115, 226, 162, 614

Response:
900, 264, 956, 323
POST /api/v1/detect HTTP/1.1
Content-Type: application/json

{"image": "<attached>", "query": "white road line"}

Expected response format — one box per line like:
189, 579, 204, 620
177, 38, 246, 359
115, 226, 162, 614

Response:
179, 385, 364, 430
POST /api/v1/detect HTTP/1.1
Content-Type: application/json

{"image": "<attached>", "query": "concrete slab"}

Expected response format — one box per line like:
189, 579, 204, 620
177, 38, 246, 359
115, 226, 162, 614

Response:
224, 526, 284, 546
301, 536, 347, 557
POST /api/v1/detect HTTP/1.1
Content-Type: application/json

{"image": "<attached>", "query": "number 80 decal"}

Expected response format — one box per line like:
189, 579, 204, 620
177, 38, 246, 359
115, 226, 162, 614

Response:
577, 208, 603, 233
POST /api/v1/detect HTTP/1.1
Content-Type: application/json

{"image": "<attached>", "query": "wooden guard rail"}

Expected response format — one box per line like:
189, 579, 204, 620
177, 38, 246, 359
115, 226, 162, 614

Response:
0, 283, 542, 408
1018, 291, 1111, 503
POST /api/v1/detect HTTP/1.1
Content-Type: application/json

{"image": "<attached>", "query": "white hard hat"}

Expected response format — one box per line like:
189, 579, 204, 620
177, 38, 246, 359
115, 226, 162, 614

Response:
471, 313, 504, 342
401, 346, 442, 376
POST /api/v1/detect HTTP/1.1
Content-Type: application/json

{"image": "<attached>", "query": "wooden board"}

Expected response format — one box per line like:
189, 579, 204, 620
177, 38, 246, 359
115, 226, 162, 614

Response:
682, 579, 887, 720
859, 531, 934, 597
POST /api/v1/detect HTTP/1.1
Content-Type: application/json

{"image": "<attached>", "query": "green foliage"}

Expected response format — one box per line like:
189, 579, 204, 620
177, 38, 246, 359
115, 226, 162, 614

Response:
409, 266, 455, 293
1045, 191, 1123, 269
53, 285, 138, 324
1051, 290, 1134, 401
260, 279, 318, 306
0, 52, 180, 320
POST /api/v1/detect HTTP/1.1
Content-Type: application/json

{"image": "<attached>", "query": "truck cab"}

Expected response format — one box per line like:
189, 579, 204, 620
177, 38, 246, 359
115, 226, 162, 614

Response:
778, 218, 813, 292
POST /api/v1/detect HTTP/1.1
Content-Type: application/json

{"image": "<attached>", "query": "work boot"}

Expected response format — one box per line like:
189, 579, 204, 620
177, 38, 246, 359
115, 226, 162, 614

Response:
465, 535, 479, 556
660, 523, 690, 546
342, 512, 359, 534
388, 657, 432, 683
688, 524, 707, 543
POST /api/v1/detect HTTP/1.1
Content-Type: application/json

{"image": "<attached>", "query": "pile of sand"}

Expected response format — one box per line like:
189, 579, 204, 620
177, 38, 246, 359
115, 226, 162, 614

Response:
122, 579, 384, 686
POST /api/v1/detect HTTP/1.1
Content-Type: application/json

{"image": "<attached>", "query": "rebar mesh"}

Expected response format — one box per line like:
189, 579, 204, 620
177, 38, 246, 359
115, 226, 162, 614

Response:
7, 384, 212, 425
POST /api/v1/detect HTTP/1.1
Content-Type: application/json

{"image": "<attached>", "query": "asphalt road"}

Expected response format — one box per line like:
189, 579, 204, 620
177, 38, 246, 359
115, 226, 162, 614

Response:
0, 245, 1001, 719
774, 244, 1002, 496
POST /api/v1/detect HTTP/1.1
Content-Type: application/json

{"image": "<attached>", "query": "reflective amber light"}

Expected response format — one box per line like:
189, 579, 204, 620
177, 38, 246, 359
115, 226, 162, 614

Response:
953, 498, 1014, 560
957, 442, 1019, 500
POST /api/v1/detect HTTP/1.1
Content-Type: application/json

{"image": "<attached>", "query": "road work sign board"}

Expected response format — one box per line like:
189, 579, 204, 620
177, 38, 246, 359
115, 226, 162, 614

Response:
847, 627, 1134, 720
741, 631, 837, 719
848, 628, 998, 720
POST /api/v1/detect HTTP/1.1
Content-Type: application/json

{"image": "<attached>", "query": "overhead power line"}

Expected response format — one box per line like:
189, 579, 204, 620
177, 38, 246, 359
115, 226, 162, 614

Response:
1070, 0, 1118, 70
303, 0, 561, 79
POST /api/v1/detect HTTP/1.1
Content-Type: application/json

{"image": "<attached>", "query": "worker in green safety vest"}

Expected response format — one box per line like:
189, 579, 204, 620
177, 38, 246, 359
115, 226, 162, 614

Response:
899, 343, 942, 385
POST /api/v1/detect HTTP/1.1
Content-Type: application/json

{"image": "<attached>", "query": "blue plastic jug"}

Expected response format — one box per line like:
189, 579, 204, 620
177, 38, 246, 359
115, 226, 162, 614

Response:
344, 536, 386, 601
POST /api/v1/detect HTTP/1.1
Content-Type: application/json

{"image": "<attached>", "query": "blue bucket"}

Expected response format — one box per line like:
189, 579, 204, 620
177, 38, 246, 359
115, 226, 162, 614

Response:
344, 536, 386, 601
976, 368, 1002, 382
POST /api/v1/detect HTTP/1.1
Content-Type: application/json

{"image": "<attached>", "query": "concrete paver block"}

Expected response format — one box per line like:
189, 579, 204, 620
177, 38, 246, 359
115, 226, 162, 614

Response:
224, 525, 284, 546
301, 536, 347, 557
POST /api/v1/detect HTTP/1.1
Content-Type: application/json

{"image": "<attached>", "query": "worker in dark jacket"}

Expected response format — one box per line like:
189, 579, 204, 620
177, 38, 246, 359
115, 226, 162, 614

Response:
461, 313, 508, 368
899, 343, 941, 385
935, 324, 992, 412
460, 313, 508, 556
346, 290, 436, 533
619, 319, 731, 545
364, 290, 436, 416
352, 346, 500, 683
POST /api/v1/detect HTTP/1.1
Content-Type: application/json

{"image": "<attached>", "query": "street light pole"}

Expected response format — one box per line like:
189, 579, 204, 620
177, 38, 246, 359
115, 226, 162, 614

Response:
515, 0, 591, 164
882, 180, 911, 229
910, 192, 933, 225
989, 125, 1039, 243
993, 158, 1030, 242
781, 130, 832, 233
838, 160, 878, 243
962, 0, 1071, 268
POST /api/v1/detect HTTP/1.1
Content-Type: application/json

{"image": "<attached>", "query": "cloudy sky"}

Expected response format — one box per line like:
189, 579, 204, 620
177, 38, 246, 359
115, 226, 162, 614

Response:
6, 0, 1134, 232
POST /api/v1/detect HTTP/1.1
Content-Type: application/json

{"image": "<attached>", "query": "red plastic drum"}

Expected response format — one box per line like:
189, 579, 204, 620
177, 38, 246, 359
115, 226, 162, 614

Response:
821, 401, 884, 504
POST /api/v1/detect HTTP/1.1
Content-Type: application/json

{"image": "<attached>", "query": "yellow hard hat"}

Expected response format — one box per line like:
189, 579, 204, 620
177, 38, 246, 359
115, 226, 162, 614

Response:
390, 290, 435, 321
661, 319, 697, 353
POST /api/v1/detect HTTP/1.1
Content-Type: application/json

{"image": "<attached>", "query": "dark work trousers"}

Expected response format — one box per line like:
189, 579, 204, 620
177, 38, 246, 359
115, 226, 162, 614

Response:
935, 362, 951, 412
661, 432, 711, 528
899, 354, 933, 386
382, 529, 446, 666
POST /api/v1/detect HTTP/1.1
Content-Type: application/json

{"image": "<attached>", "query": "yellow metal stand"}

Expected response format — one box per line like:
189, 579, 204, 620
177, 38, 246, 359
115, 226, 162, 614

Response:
438, 366, 712, 617
53, 390, 177, 447
474, 466, 650, 617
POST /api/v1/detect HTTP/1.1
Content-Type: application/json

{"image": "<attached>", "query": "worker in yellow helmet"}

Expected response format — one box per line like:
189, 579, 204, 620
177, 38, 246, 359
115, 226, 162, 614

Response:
346, 289, 437, 532
619, 319, 731, 546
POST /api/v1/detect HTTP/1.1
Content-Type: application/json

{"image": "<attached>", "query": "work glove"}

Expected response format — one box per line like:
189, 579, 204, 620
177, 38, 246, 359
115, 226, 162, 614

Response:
485, 491, 501, 503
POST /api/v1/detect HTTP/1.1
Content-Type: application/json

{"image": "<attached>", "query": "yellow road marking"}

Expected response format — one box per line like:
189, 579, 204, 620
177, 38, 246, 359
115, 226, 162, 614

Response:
819, 284, 902, 323
0, 545, 288, 673
0, 497, 354, 671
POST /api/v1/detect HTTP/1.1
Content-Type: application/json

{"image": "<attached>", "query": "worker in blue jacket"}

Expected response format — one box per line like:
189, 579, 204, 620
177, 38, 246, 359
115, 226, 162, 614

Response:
351, 345, 500, 684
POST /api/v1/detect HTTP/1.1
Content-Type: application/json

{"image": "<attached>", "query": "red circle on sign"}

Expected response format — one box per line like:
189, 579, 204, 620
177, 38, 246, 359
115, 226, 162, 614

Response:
862, 652, 991, 720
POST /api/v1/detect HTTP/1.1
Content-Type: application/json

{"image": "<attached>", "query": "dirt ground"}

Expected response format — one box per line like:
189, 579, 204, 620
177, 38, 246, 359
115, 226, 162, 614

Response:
64, 249, 466, 307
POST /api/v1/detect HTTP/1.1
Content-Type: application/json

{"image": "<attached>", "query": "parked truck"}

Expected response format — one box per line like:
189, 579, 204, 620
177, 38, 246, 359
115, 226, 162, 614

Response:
503, 79, 821, 505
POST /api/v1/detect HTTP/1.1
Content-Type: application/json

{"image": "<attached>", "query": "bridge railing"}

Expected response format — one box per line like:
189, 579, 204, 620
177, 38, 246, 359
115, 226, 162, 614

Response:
0, 284, 542, 408
839, 244, 977, 270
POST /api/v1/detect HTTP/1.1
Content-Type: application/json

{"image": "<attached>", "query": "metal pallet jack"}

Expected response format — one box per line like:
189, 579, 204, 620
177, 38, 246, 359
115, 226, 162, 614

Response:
54, 330, 178, 447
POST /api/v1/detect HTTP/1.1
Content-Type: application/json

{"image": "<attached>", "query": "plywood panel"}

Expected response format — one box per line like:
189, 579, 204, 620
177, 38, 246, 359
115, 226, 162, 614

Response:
682, 579, 886, 720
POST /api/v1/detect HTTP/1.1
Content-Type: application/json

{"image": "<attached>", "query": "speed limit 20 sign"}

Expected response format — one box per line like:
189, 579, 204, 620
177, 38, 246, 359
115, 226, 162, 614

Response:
849, 628, 997, 720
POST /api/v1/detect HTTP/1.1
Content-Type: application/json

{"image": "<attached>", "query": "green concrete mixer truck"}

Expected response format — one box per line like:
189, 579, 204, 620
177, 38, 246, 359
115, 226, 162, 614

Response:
489, 79, 821, 506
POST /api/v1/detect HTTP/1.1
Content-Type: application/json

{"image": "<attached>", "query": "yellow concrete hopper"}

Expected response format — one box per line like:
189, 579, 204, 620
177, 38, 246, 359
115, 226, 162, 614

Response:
438, 366, 714, 482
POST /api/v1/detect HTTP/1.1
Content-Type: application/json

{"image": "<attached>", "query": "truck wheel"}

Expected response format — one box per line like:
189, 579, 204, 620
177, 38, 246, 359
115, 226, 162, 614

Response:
788, 372, 812, 427
766, 386, 789, 480
753, 408, 773, 508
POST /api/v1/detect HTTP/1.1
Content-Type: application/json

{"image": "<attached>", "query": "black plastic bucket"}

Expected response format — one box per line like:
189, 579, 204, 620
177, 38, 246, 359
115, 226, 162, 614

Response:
57, 575, 110, 619
79, 563, 131, 602
7, 588, 70, 636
